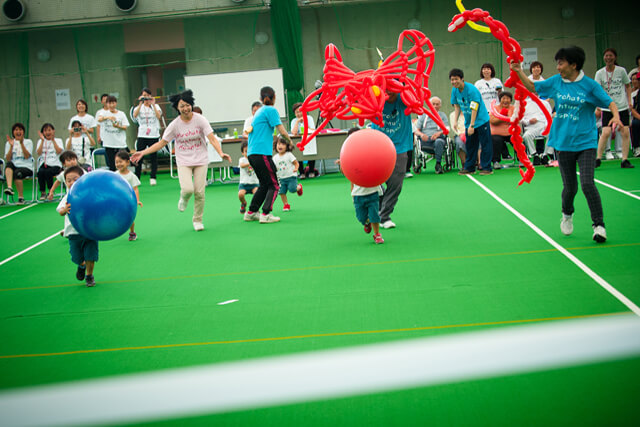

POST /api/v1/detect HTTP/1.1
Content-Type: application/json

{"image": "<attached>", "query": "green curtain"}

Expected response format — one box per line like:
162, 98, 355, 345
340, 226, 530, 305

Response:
0, 33, 30, 137
270, 0, 304, 119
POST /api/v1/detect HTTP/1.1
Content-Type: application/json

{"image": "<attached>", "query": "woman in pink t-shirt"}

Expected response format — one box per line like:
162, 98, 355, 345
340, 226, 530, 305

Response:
131, 90, 231, 231
489, 91, 515, 169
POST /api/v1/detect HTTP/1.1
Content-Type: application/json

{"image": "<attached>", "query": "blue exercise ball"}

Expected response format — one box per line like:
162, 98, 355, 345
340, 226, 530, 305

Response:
68, 170, 138, 241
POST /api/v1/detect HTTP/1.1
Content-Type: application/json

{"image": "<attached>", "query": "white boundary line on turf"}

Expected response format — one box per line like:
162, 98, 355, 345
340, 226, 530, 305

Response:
0, 314, 639, 427
467, 175, 640, 316
576, 172, 640, 201
0, 203, 37, 220
0, 231, 62, 268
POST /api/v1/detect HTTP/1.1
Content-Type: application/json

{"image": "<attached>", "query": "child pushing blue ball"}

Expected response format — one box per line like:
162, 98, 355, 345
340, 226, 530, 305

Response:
67, 169, 138, 241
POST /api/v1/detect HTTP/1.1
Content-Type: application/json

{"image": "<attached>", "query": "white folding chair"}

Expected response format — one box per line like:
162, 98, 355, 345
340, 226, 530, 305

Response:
91, 148, 109, 170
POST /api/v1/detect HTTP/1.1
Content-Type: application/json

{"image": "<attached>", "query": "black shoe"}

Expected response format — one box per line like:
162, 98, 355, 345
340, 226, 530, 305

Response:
85, 274, 96, 287
621, 159, 635, 169
435, 163, 443, 174
76, 266, 86, 281
533, 155, 542, 166
595, 158, 601, 168
4, 187, 14, 196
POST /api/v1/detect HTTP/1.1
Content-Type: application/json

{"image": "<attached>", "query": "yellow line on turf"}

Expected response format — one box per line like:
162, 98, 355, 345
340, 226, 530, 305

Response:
0, 312, 626, 359
2, 242, 639, 293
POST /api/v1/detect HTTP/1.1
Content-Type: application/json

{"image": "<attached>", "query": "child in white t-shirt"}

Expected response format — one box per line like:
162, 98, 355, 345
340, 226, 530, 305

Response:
48, 150, 84, 201
273, 137, 302, 212
238, 141, 259, 214
115, 150, 143, 241
342, 128, 384, 244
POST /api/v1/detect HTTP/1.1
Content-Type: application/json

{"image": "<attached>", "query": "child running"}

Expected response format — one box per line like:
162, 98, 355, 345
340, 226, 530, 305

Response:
238, 141, 259, 214
47, 150, 84, 201
273, 136, 303, 211
57, 165, 98, 287
244, 86, 294, 224
344, 128, 384, 244
115, 150, 143, 241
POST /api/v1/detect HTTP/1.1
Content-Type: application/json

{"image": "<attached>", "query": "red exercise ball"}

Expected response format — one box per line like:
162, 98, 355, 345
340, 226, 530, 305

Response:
340, 128, 397, 187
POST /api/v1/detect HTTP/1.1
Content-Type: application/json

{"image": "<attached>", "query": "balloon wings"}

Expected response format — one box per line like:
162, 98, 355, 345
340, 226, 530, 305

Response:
297, 30, 448, 151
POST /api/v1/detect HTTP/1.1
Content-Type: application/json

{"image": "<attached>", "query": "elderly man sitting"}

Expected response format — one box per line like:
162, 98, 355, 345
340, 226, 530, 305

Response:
522, 97, 553, 165
414, 96, 449, 174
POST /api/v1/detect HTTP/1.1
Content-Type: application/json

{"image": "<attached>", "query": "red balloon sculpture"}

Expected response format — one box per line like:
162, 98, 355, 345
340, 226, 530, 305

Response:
448, 7, 553, 185
297, 30, 448, 152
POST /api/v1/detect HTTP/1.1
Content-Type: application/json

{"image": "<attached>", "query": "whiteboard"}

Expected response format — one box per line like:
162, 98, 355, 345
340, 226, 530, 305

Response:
184, 69, 286, 124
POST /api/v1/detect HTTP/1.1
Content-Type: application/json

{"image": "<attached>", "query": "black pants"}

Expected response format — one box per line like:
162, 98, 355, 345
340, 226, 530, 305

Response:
37, 165, 62, 192
631, 118, 640, 149
104, 147, 118, 171
557, 148, 604, 227
248, 154, 279, 214
492, 135, 512, 162
135, 137, 159, 178
298, 160, 316, 176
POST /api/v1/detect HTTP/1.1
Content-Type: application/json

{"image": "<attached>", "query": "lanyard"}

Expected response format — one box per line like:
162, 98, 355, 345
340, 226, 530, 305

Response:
606, 68, 614, 93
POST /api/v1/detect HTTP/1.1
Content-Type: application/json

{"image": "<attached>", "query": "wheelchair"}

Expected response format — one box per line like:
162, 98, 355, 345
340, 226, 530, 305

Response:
412, 134, 456, 174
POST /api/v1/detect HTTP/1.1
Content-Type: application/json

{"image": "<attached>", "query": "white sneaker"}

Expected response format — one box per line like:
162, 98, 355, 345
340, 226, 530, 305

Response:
560, 214, 573, 235
243, 211, 259, 221
150, 178, 157, 186
177, 198, 186, 212
605, 151, 615, 160
259, 213, 280, 223
193, 222, 204, 231
614, 151, 622, 159
592, 225, 607, 243
405, 172, 413, 178
381, 220, 396, 229
634, 147, 640, 158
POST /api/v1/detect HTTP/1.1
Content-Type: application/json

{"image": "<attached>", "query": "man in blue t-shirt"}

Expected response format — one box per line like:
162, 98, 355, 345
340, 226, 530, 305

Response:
371, 92, 413, 229
511, 45, 624, 243
450, 68, 493, 175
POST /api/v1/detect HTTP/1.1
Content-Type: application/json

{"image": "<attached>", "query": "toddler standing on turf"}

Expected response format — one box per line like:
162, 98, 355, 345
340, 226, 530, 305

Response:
238, 141, 259, 214
115, 150, 143, 241
344, 128, 384, 244
273, 137, 303, 212
57, 165, 98, 287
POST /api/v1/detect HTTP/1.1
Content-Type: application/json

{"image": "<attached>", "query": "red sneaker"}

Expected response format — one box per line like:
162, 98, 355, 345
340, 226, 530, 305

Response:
240, 203, 247, 214
373, 233, 384, 244
297, 184, 303, 196
363, 222, 372, 234
283, 203, 291, 212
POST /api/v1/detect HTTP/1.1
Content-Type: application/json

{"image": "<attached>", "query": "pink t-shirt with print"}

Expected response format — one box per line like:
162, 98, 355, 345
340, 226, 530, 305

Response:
162, 113, 214, 166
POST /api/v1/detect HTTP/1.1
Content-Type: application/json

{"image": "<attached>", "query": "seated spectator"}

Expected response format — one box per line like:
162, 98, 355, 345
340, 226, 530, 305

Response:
489, 91, 515, 169
4, 122, 33, 204
528, 61, 545, 81
448, 110, 467, 167
66, 120, 95, 170
522, 97, 554, 164
414, 96, 449, 174
36, 123, 64, 200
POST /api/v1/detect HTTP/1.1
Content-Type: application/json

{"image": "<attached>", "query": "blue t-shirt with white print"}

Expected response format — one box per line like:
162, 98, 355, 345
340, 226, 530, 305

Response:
371, 96, 413, 154
450, 82, 490, 128
248, 105, 281, 156
534, 72, 612, 152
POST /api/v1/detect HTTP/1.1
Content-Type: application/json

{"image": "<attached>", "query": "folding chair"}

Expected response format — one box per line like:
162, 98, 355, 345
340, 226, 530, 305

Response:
91, 148, 109, 170
3, 157, 37, 205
